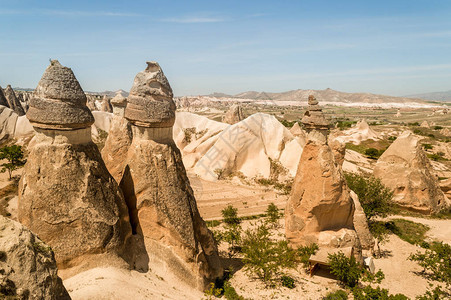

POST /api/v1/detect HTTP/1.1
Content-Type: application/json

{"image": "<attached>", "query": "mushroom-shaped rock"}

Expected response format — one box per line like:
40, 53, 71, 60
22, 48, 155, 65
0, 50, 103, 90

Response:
104, 62, 223, 290
26, 60, 94, 130
18, 60, 132, 270
124, 61, 176, 128
110, 91, 127, 117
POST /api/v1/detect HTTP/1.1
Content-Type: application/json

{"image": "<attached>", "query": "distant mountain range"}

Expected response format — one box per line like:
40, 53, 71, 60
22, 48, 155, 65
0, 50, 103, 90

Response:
405, 90, 451, 102
205, 88, 430, 104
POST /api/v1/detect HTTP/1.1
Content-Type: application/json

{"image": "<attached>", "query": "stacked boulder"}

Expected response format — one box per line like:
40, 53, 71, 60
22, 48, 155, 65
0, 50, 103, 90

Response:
374, 131, 448, 213
104, 62, 222, 289
18, 60, 132, 269
286, 96, 363, 255
223, 104, 244, 124
0, 215, 70, 299
301, 95, 330, 134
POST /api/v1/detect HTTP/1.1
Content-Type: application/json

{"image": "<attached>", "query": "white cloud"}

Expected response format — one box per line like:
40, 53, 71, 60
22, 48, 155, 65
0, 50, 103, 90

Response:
160, 17, 225, 23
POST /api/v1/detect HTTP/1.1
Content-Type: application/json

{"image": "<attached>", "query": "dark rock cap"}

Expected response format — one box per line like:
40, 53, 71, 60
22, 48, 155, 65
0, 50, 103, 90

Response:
27, 60, 94, 130
125, 61, 176, 128
110, 91, 127, 107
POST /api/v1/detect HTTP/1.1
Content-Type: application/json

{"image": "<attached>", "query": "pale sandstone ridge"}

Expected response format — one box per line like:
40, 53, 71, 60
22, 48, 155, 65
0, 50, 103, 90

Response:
223, 104, 244, 124
124, 61, 176, 128
0, 215, 70, 299
4, 85, 25, 116
373, 131, 448, 214
336, 119, 380, 145
18, 60, 132, 270
104, 62, 222, 290
26, 60, 94, 130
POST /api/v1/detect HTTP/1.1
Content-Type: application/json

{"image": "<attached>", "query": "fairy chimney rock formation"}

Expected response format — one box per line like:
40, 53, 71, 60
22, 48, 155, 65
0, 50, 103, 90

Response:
26, 60, 94, 130
0, 215, 71, 299
286, 127, 361, 256
223, 104, 245, 124
114, 61, 222, 289
124, 61, 175, 128
110, 91, 127, 117
4, 85, 25, 116
373, 131, 448, 213
0, 86, 9, 107
301, 95, 329, 134
18, 60, 132, 269
101, 95, 113, 113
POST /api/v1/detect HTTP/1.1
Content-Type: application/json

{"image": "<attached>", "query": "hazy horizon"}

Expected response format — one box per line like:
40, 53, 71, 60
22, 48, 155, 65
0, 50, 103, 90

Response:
1, 0, 451, 97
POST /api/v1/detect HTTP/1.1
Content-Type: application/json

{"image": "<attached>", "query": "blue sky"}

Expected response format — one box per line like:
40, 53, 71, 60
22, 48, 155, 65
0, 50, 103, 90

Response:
1, 0, 450, 96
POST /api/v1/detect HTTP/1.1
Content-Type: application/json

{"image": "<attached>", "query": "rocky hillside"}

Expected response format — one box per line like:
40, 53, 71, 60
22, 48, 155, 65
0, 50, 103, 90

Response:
406, 90, 451, 102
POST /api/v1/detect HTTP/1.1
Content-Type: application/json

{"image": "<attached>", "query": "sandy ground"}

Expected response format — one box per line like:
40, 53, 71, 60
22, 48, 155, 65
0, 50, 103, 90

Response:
190, 173, 288, 220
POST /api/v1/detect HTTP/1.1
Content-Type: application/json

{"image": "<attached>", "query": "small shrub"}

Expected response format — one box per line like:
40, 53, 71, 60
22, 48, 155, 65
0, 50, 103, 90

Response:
364, 148, 380, 159
222, 205, 240, 226
280, 275, 295, 289
183, 127, 196, 144
203, 282, 222, 300
297, 243, 319, 269
423, 143, 433, 150
352, 285, 408, 300
328, 252, 362, 288
409, 241, 451, 285
206, 220, 221, 227
417, 285, 451, 300
322, 290, 348, 300
433, 126, 443, 130
223, 281, 245, 300
265, 203, 281, 227
388, 136, 397, 142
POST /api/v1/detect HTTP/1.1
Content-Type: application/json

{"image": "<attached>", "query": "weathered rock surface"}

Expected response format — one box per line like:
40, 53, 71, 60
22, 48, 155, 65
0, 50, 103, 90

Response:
373, 131, 447, 213
223, 104, 244, 124
4, 85, 25, 116
101, 116, 133, 183
0, 86, 9, 107
18, 60, 132, 270
0, 106, 18, 142
18, 129, 132, 268
336, 119, 380, 145
285, 131, 359, 251
104, 62, 223, 290
0, 215, 70, 299
26, 60, 94, 130
124, 61, 176, 128
110, 91, 127, 117
350, 191, 375, 250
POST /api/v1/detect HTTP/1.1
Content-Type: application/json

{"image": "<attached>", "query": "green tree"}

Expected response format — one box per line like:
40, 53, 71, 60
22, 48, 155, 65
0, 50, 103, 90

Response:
241, 222, 297, 284
221, 205, 242, 257
0, 145, 26, 180
222, 205, 240, 226
364, 148, 380, 159
344, 172, 393, 221
328, 252, 362, 288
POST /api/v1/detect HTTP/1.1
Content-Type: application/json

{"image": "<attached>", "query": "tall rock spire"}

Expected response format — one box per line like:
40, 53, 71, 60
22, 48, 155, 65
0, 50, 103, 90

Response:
104, 61, 223, 289
4, 85, 25, 116
18, 60, 132, 270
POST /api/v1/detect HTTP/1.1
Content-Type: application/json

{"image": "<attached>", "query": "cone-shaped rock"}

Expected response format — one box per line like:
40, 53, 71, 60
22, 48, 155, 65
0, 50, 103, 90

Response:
4, 85, 25, 116
26, 60, 94, 130
373, 131, 448, 213
110, 91, 127, 117
286, 130, 361, 255
101, 95, 113, 113
18, 60, 132, 270
0, 215, 70, 299
301, 95, 329, 133
124, 61, 176, 128
106, 62, 222, 289
0, 85, 11, 107
223, 104, 244, 124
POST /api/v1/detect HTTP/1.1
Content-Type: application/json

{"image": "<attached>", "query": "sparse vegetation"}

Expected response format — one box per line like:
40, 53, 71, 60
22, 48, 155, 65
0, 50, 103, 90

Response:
323, 290, 348, 300
221, 205, 242, 257
328, 252, 362, 288
388, 218, 430, 246
297, 243, 319, 269
265, 203, 281, 228
352, 285, 409, 300
280, 275, 295, 289
364, 147, 383, 159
